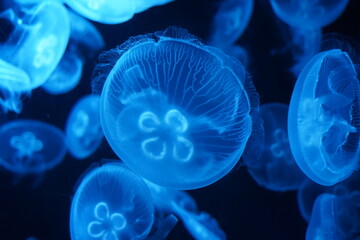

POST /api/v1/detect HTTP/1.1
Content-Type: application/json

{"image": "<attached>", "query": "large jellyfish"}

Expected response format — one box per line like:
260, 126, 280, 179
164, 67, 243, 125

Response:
269, 0, 349, 76
0, 119, 66, 174
288, 49, 360, 186
93, 27, 260, 189
246, 103, 306, 191
0, 2, 70, 90
66, 94, 104, 160
70, 162, 158, 240
64, 0, 174, 24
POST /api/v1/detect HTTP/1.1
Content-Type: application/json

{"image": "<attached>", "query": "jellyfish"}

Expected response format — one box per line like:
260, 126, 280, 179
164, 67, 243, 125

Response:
65, 95, 103, 160
93, 27, 261, 189
288, 49, 360, 186
64, 0, 173, 24
0, 2, 70, 90
70, 162, 155, 240
0, 59, 31, 113
306, 191, 360, 240
246, 103, 306, 191
269, 0, 349, 76
0, 119, 66, 174
145, 180, 226, 240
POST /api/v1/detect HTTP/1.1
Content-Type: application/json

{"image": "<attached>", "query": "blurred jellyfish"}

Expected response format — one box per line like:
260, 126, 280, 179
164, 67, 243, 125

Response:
306, 191, 360, 240
288, 49, 360, 186
93, 27, 261, 189
246, 103, 306, 191
64, 0, 173, 24
0, 59, 31, 113
145, 180, 226, 240
0, 2, 70, 89
208, 0, 253, 63
269, 0, 349, 76
66, 95, 103, 160
0, 119, 66, 174
25, 237, 38, 240
70, 162, 155, 240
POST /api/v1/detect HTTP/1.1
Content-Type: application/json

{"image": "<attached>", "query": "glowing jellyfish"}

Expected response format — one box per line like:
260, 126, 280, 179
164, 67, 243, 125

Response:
64, 0, 173, 24
269, 0, 349, 76
0, 119, 66, 174
288, 49, 360, 186
70, 162, 155, 240
93, 27, 260, 189
306, 191, 360, 240
66, 95, 103, 159
0, 59, 31, 113
145, 180, 226, 240
0, 2, 70, 89
246, 103, 306, 191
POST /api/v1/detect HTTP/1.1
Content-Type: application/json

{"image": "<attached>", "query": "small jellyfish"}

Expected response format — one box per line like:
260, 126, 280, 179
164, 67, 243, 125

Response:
269, 0, 350, 76
64, 0, 173, 24
246, 103, 306, 191
93, 27, 260, 189
0, 59, 31, 113
66, 95, 103, 160
0, 119, 66, 174
288, 49, 360, 186
0, 2, 70, 89
70, 162, 155, 240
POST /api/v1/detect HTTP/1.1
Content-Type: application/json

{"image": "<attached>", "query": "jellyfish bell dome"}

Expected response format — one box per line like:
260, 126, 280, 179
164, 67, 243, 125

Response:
288, 49, 360, 186
94, 27, 258, 190
70, 162, 155, 240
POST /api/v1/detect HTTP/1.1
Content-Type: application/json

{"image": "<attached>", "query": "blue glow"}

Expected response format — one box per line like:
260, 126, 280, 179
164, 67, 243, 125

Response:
64, 0, 173, 24
0, 2, 70, 89
0, 119, 66, 174
288, 49, 360, 186
70, 163, 154, 240
247, 103, 306, 191
66, 95, 103, 160
94, 27, 258, 189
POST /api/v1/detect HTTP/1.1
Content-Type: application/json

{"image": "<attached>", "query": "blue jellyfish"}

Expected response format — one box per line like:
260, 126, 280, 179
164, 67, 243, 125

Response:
288, 49, 360, 186
70, 162, 155, 240
145, 180, 226, 240
93, 27, 260, 189
269, 0, 349, 76
66, 95, 103, 160
64, 0, 173, 24
0, 119, 66, 174
0, 59, 31, 113
246, 103, 306, 191
0, 2, 70, 90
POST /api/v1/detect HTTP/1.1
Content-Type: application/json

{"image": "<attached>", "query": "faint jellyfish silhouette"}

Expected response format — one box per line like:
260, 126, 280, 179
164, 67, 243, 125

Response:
64, 0, 173, 24
0, 59, 31, 113
25, 237, 39, 240
93, 27, 261, 189
0, 119, 66, 174
66, 95, 103, 160
246, 103, 306, 191
269, 0, 349, 76
70, 162, 155, 240
0, 2, 70, 89
288, 49, 360, 186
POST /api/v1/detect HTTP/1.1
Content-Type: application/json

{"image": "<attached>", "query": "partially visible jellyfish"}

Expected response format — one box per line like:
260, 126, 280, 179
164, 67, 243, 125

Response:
66, 95, 103, 160
93, 27, 261, 189
269, 0, 350, 76
0, 2, 70, 89
0, 119, 66, 174
288, 49, 360, 186
306, 191, 360, 240
70, 162, 155, 240
0, 59, 31, 113
64, 0, 173, 24
25, 237, 38, 240
246, 103, 306, 191
145, 180, 226, 240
